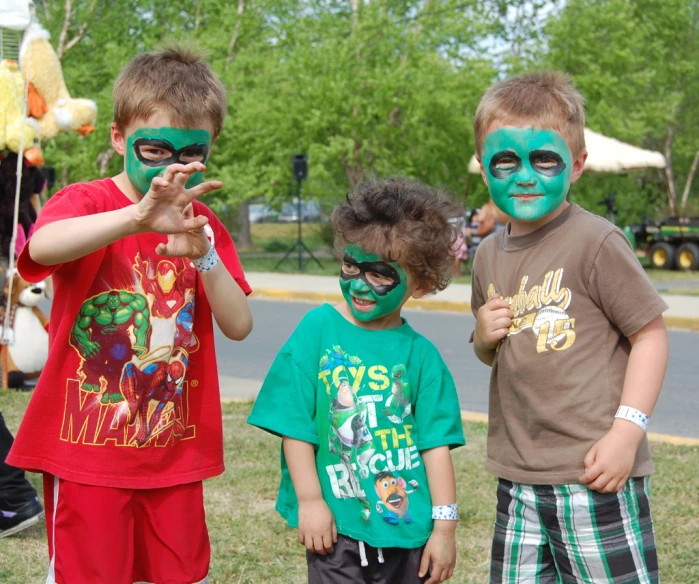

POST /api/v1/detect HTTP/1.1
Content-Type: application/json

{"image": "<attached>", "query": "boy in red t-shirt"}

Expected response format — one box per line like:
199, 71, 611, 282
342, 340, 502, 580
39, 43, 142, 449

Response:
7, 47, 253, 584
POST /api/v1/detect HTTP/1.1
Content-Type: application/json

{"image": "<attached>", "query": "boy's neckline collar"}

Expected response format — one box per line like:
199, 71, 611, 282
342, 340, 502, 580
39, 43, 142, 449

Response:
323, 303, 414, 339
501, 203, 577, 251
107, 174, 143, 206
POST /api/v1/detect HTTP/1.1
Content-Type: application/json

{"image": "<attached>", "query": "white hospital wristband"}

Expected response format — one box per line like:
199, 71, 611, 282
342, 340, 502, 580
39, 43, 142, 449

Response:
615, 406, 650, 431
432, 504, 458, 521
192, 243, 220, 272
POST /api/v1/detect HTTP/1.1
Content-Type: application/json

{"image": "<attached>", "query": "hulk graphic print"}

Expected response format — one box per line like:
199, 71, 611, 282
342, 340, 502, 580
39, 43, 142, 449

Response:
248, 304, 465, 549
71, 290, 151, 401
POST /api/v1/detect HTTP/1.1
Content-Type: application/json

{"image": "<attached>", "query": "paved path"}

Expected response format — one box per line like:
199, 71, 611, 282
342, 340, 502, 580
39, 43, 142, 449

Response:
216, 299, 699, 439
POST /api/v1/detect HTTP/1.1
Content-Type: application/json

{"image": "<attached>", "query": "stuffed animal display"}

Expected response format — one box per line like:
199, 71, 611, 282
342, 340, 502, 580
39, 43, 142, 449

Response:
0, 269, 49, 389
20, 22, 97, 141
0, 20, 97, 161
0, 59, 42, 165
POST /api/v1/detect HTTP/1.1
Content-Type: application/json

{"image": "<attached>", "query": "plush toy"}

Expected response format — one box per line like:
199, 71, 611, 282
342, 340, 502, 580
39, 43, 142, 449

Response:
0, 59, 43, 164
20, 22, 96, 141
0, 269, 49, 389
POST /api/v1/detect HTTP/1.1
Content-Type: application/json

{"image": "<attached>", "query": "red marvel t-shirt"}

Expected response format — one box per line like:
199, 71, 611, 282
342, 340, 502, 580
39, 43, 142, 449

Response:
7, 178, 251, 489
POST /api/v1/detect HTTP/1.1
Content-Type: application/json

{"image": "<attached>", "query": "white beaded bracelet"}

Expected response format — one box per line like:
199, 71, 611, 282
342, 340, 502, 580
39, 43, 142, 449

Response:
432, 504, 458, 521
615, 405, 650, 431
193, 243, 220, 272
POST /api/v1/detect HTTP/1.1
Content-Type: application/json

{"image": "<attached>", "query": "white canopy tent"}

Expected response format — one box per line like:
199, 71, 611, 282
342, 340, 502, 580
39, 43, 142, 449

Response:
468, 128, 666, 174
0, 0, 33, 31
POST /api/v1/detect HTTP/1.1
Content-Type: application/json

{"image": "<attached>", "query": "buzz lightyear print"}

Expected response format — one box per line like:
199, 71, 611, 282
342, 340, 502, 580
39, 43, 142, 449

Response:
319, 346, 421, 526
382, 365, 412, 423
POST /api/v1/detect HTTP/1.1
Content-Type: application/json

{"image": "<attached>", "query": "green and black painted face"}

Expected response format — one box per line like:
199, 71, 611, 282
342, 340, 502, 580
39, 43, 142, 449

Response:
482, 128, 573, 222
339, 245, 408, 322
125, 127, 212, 196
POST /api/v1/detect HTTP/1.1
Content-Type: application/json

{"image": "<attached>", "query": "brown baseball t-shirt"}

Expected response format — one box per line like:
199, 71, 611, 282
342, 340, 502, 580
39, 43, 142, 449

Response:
471, 203, 668, 484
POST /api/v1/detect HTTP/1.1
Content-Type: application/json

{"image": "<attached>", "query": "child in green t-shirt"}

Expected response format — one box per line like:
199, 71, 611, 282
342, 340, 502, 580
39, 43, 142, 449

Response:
248, 178, 466, 584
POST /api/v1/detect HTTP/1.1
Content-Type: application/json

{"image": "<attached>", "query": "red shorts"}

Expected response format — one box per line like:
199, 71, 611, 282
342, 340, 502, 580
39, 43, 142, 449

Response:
43, 474, 210, 584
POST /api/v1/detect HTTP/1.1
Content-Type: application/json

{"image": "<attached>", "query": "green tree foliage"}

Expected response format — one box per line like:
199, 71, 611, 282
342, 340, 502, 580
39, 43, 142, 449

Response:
21, 0, 699, 235
545, 0, 699, 224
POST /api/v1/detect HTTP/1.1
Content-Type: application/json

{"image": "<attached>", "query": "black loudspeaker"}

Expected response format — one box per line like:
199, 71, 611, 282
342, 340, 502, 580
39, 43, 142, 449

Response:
292, 154, 308, 180
40, 166, 56, 190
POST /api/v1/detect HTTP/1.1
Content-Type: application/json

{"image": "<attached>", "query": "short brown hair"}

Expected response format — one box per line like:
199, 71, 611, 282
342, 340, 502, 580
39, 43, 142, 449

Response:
332, 178, 463, 293
473, 70, 585, 158
113, 46, 227, 139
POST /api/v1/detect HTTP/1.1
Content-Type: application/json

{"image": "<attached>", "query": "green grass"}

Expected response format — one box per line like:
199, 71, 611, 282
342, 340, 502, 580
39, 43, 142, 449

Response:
637, 255, 699, 282
250, 222, 331, 253
643, 269, 699, 282
1, 392, 697, 583
240, 254, 342, 277
656, 288, 699, 296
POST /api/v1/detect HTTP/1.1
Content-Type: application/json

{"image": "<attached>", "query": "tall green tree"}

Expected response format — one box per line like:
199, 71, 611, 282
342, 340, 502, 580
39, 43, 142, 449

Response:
545, 0, 699, 223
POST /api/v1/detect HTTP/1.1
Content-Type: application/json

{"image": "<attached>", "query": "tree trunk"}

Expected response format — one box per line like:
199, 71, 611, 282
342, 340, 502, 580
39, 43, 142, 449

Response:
349, 0, 359, 29
664, 128, 678, 215
225, 0, 246, 69
341, 139, 364, 189
56, 0, 95, 59
680, 150, 699, 211
237, 200, 253, 249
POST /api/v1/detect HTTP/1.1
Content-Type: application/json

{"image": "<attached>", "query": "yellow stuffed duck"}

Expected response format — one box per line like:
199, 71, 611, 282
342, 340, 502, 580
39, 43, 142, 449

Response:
20, 22, 96, 141
0, 59, 43, 166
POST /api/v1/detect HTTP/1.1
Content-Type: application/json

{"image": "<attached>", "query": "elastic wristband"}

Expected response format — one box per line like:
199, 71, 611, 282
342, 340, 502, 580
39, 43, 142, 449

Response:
193, 244, 220, 272
432, 504, 458, 521
615, 405, 650, 431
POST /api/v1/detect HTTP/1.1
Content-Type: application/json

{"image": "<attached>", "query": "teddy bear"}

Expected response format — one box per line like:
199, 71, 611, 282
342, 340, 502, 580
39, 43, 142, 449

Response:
0, 269, 49, 389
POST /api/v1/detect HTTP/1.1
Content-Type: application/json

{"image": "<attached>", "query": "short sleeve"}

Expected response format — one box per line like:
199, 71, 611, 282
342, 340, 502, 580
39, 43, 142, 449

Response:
247, 347, 318, 445
414, 366, 465, 451
198, 206, 251, 296
587, 229, 668, 337
18, 184, 103, 282
469, 249, 487, 343
470, 254, 486, 318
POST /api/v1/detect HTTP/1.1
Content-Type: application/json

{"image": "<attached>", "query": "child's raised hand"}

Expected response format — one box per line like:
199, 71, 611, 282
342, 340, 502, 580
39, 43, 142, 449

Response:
134, 162, 222, 236
154, 204, 210, 259
579, 422, 645, 493
474, 293, 513, 351
419, 524, 456, 583
297, 497, 338, 556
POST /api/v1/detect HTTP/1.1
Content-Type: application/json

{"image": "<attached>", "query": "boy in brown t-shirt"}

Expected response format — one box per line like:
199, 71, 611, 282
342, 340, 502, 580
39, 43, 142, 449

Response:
470, 71, 669, 583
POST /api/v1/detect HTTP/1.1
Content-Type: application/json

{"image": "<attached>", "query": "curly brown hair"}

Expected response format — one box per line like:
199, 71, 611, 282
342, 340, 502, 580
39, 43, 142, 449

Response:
332, 178, 463, 293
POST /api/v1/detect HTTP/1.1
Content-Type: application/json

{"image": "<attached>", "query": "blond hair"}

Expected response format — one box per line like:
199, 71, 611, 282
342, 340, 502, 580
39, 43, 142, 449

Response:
473, 70, 585, 158
113, 46, 227, 139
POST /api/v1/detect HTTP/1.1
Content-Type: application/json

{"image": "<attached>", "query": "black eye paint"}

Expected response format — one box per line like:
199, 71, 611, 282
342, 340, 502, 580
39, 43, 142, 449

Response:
340, 254, 401, 296
489, 151, 522, 179
133, 138, 209, 167
529, 149, 566, 177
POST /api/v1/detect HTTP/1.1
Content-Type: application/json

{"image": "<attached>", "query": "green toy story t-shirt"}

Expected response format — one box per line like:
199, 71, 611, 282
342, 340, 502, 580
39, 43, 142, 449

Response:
248, 303, 465, 549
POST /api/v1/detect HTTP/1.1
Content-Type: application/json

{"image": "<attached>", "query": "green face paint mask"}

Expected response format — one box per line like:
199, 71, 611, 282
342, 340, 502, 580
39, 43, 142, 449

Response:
339, 245, 408, 322
125, 127, 212, 196
482, 128, 573, 222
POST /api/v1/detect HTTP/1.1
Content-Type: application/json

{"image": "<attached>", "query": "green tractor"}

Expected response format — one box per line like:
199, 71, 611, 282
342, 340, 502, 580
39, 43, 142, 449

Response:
626, 217, 699, 271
